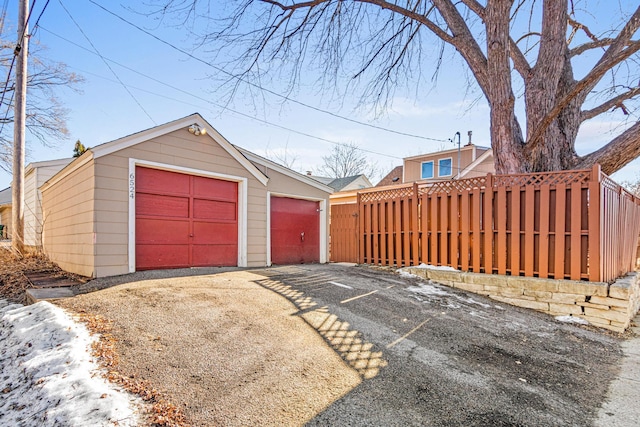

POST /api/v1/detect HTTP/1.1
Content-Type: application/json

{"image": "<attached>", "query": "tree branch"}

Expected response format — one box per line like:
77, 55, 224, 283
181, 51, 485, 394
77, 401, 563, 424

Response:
576, 121, 640, 174
356, 0, 454, 44
570, 38, 615, 57
581, 87, 640, 122
579, 6, 640, 99
430, 0, 490, 94
527, 39, 640, 150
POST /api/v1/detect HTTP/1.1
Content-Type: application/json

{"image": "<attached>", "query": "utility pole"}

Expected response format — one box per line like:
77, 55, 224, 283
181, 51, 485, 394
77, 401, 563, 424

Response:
12, 0, 28, 255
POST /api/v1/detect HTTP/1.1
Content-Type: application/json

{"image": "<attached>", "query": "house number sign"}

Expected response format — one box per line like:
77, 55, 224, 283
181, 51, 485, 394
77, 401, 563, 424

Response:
129, 173, 135, 199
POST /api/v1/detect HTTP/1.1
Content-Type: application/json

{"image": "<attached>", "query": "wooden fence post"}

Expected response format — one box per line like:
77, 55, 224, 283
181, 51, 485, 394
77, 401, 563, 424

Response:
412, 182, 420, 266
357, 191, 363, 265
588, 164, 601, 282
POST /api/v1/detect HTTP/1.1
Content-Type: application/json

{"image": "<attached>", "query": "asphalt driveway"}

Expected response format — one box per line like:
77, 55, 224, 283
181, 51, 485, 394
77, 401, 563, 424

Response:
247, 264, 623, 426
58, 264, 622, 426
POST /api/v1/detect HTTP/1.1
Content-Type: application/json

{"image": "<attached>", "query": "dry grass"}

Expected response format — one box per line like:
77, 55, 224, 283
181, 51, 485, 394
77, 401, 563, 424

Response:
0, 248, 64, 303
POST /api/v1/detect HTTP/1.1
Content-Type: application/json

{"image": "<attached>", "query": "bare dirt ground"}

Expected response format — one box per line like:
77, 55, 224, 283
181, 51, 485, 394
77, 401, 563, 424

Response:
56, 271, 362, 427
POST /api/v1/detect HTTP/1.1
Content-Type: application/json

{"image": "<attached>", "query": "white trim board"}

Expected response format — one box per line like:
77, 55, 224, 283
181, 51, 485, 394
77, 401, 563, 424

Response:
238, 147, 334, 194
128, 158, 249, 273
46, 113, 269, 192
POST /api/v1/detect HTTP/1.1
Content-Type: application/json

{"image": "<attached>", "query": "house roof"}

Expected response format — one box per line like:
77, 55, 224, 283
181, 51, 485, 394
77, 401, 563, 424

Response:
402, 144, 490, 161
235, 147, 334, 193
307, 175, 334, 185
0, 187, 10, 206
308, 174, 371, 191
376, 166, 403, 186
25, 158, 74, 176
458, 149, 493, 178
43, 113, 273, 190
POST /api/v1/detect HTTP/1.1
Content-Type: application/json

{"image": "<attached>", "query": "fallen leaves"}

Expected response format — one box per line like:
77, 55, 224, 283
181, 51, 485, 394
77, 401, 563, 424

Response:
73, 309, 189, 427
0, 248, 77, 303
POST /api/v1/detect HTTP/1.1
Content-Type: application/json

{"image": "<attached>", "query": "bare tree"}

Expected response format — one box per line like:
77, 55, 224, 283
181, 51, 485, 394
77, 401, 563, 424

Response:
621, 174, 640, 196
151, 0, 640, 175
0, 34, 81, 172
316, 142, 379, 180
264, 141, 299, 169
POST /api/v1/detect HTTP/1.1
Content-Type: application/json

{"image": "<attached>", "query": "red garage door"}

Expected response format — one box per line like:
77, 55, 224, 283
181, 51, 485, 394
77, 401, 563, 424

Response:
135, 166, 238, 270
271, 196, 319, 265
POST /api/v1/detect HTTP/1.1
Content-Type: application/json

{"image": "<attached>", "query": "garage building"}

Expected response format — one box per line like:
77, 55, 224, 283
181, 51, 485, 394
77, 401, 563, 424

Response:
41, 114, 332, 278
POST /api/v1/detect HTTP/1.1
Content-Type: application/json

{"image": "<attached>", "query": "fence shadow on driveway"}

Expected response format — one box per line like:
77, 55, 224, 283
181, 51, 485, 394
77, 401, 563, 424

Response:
252, 266, 387, 379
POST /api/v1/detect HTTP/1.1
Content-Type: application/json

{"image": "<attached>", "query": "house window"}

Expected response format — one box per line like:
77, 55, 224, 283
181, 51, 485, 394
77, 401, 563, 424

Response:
421, 161, 434, 179
439, 158, 453, 177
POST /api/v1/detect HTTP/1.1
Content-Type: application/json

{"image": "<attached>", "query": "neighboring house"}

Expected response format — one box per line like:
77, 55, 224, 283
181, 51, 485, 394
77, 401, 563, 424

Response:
40, 113, 333, 278
24, 158, 74, 247
0, 159, 74, 245
308, 173, 373, 192
376, 166, 403, 187
0, 187, 10, 239
404, 144, 494, 182
377, 144, 495, 186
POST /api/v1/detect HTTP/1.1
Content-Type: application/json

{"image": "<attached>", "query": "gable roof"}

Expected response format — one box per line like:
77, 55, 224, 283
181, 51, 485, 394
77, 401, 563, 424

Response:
307, 175, 334, 185
25, 158, 74, 176
403, 144, 490, 161
0, 187, 10, 206
307, 174, 372, 191
43, 114, 271, 190
376, 166, 403, 186
458, 149, 493, 178
235, 147, 334, 193
328, 175, 372, 191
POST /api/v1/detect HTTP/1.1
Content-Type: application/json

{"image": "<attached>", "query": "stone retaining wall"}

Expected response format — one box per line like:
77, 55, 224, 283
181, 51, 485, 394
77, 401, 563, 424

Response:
405, 267, 640, 333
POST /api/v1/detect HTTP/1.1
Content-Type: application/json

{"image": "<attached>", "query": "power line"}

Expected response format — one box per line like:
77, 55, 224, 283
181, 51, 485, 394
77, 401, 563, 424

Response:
86, 0, 449, 144
31, 0, 51, 32
38, 25, 404, 161
58, 0, 156, 125
40, 24, 493, 175
0, 0, 51, 137
0, 0, 10, 34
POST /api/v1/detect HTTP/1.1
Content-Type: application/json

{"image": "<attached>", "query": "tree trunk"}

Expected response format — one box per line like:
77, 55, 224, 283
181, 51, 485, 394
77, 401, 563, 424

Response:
485, 0, 524, 175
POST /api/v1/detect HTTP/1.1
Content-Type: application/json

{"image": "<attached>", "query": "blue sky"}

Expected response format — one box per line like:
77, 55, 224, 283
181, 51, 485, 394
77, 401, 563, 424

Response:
0, 0, 638, 189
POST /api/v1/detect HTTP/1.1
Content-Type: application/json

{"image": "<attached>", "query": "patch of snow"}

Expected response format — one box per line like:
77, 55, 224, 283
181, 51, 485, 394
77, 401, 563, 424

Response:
0, 300, 140, 426
462, 297, 491, 308
407, 282, 452, 297
413, 263, 459, 271
555, 315, 590, 325
397, 269, 420, 279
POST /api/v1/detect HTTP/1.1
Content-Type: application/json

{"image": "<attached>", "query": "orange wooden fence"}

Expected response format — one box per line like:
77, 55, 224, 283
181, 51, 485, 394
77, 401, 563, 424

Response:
330, 203, 359, 263
330, 165, 640, 283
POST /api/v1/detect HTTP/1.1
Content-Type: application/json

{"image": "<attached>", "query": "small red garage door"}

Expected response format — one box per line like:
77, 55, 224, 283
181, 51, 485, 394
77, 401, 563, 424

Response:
135, 166, 238, 270
271, 196, 319, 265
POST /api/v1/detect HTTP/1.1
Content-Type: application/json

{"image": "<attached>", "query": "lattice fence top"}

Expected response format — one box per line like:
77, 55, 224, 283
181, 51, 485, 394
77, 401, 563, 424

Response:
601, 175, 621, 192
494, 169, 591, 188
426, 176, 488, 194
360, 185, 415, 202
601, 174, 640, 204
357, 167, 630, 201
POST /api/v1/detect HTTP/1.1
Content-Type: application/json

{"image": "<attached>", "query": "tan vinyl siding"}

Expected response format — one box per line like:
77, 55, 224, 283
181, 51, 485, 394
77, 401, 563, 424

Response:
41, 159, 95, 277
92, 129, 269, 276
25, 161, 74, 248
0, 206, 11, 239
